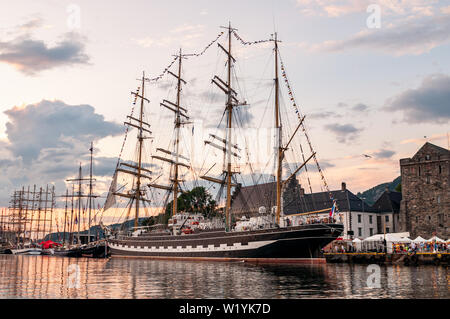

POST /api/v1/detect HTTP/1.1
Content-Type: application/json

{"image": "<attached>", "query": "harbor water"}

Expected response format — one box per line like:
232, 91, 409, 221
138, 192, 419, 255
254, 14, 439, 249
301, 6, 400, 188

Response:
0, 255, 448, 299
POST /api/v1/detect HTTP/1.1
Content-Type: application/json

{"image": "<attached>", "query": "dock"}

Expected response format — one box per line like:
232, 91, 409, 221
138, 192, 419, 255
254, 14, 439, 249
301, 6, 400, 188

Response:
324, 252, 450, 266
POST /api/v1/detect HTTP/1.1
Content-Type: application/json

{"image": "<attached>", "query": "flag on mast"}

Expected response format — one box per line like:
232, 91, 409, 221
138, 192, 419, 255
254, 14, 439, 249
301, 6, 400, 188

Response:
329, 200, 336, 218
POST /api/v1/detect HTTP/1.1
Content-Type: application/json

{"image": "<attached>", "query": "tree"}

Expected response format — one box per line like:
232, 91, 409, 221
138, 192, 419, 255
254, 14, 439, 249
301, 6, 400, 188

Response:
144, 186, 218, 225
165, 186, 217, 219
394, 183, 402, 193
142, 216, 156, 227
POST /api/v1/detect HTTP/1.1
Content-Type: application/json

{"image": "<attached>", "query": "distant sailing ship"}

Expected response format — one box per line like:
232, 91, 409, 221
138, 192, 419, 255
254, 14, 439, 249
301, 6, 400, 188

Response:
103, 24, 343, 260
2, 185, 55, 255
0, 143, 105, 257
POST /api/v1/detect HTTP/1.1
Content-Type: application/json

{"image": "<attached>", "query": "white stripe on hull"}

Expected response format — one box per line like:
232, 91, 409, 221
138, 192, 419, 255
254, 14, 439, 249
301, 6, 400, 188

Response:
109, 240, 276, 254
11, 248, 42, 255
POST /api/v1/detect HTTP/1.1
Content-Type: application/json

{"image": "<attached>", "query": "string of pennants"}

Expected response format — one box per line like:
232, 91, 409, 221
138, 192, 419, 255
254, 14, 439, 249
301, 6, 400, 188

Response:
146, 31, 271, 83
279, 54, 336, 206
115, 92, 138, 173
146, 55, 179, 82
183, 31, 225, 57
132, 86, 141, 105
232, 30, 272, 45
147, 31, 225, 82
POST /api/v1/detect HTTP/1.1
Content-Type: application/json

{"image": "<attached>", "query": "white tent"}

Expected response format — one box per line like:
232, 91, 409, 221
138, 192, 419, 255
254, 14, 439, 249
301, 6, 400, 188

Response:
363, 232, 411, 253
395, 237, 412, 243
413, 236, 427, 243
363, 232, 410, 242
427, 236, 445, 242
447, 239, 450, 243
352, 238, 362, 251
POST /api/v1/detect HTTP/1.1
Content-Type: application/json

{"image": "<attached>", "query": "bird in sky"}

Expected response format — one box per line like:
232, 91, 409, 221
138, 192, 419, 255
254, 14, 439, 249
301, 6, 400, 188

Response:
363, 154, 372, 158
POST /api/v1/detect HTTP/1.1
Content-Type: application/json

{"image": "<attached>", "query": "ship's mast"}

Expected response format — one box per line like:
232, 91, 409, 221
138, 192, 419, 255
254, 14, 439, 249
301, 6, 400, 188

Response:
274, 33, 282, 226
43, 184, 49, 240
110, 72, 153, 231
173, 49, 183, 218
134, 72, 146, 229
29, 185, 36, 243
77, 165, 82, 243
200, 23, 244, 231
225, 22, 234, 232
23, 186, 30, 246
153, 51, 191, 228
36, 187, 42, 241
63, 189, 68, 246
49, 186, 55, 241
271, 33, 315, 225
17, 188, 24, 247
70, 184, 74, 246
88, 142, 93, 241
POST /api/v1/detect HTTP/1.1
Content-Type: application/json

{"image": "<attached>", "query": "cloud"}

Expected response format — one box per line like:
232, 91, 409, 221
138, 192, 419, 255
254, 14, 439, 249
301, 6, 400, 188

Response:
308, 110, 341, 120
133, 24, 205, 49
4, 100, 123, 163
372, 149, 396, 159
401, 133, 449, 145
384, 74, 450, 124
0, 32, 89, 75
304, 104, 369, 123
305, 160, 335, 171
296, 0, 366, 17
325, 123, 363, 143
352, 103, 369, 112
15, 17, 44, 33
302, 13, 450, 56
0, 100, 123, 205
295, 0, 439, 17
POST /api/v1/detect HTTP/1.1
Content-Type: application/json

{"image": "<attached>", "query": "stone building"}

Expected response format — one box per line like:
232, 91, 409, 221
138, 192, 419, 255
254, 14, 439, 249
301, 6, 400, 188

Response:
399, 142, 450, 238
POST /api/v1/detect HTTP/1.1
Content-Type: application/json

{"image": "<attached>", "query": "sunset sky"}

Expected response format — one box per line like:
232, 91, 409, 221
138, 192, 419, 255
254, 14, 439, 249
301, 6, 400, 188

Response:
1, 0, 449, 214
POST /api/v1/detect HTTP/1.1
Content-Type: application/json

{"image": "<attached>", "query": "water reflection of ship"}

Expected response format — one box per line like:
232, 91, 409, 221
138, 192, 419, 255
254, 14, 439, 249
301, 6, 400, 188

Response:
103, 23, 343, 260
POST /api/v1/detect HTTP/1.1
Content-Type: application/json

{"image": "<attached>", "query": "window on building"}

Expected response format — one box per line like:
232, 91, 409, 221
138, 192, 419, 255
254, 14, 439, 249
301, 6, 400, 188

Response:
439, 165, 442, 174
418, 166, 421, 176
437, 196, 441, 204
369, 216, 373, 224
386, 227, 390, 233
425, 154, 430, 160
358, 214, 362, 223
385, 215, 389, 222
438, 214, 444, 227
358, 228, 362, 237
426, 176, 430, 184
428, 216, 431, 222
369, 228, 373, 236
416, 216, 419, 223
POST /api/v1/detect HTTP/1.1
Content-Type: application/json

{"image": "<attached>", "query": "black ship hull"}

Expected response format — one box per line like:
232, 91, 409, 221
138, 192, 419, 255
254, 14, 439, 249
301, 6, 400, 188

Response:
108, 223, 343, 259
53, 247, 82, 257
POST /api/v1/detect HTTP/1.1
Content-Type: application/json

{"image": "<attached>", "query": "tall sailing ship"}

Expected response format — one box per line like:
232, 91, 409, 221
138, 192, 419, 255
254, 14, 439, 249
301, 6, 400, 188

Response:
103, 24, 343, 260
2, 185, 55, 255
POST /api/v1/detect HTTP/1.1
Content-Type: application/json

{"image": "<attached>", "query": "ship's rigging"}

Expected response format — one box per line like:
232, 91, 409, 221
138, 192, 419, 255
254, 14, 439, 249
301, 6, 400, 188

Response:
102, 23, 338, 232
